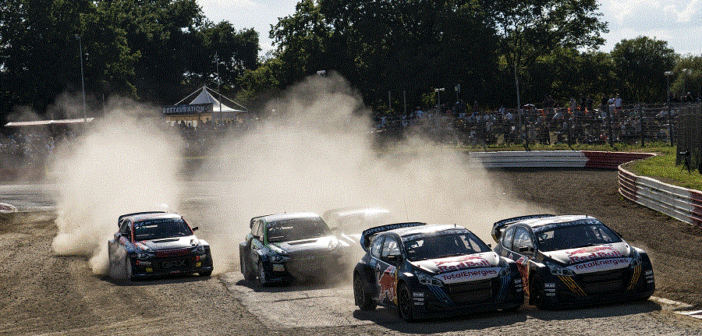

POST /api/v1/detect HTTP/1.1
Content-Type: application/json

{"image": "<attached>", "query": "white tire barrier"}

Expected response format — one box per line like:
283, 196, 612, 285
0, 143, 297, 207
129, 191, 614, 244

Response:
468, 150, 653, 170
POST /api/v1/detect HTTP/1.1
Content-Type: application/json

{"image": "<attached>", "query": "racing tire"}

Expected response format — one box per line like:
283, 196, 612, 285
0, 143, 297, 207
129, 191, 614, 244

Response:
398, 283, 415, 322
240, 254, 256, 282
353, 272, 377, 311
529, 273, 551, 310
257, 261, 268, 287
124, 256, 133, 283
199, 270, 212, 277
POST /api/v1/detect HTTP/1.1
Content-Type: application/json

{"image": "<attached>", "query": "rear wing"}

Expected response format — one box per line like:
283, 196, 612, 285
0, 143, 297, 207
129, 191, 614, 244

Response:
491, 214, 554, 242
117, 211, 166, 227
249, 214, 273, 229
360, 222, 425, 252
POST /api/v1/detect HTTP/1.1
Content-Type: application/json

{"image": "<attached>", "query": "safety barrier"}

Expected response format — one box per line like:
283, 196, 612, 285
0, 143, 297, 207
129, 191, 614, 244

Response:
468, 150, 654, 169
619, 167, 702, 227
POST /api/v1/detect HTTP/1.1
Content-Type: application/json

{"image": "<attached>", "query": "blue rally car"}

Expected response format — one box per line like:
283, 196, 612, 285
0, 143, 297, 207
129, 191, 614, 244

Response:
492, 214, 655, 309
108, 211, 213, 281
352, 222, 524, 321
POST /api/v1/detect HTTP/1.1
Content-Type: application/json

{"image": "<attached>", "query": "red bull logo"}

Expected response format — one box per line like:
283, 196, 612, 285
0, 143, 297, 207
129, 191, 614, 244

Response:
435, 256, 491, 273
566, 246, 621, 263
378, 266, 397, 303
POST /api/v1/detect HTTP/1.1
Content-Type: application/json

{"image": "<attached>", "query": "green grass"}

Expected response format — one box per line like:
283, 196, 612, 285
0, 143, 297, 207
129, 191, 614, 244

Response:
624, 146, 702, 191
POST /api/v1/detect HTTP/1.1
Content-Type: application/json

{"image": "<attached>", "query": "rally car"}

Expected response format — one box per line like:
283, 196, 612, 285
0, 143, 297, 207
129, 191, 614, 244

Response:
492, 214, 655, 309
322, 207, 395, 252
353, 222, 523, 321
239, 212, 352, 286
108, 211, 213, 281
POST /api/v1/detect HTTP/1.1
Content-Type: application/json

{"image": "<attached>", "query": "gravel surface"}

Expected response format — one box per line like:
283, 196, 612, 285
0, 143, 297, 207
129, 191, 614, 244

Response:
1, 169, 701, 335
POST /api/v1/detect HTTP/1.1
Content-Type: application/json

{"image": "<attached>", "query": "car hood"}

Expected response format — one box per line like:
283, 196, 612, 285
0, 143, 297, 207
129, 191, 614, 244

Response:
136, 235, 200, 251
410, 252, 503, 284
543, 242, 633, 274
271, 235, 343, 254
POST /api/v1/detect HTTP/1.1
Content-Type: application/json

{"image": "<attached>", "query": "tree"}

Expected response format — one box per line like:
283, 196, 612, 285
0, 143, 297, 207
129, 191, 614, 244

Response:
611, 36, 677, 103
485, 0, 608, 106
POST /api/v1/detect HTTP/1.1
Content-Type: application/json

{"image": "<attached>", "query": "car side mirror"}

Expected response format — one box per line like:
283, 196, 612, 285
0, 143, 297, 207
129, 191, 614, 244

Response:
519, 246, 535, 254
192, 227, 199, 232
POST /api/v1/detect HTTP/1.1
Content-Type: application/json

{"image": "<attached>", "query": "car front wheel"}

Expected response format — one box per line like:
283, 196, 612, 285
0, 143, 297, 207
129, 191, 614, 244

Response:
398, 283, 414, 321
258, 261, 268, 287
241, 254, 256, 282
124, 256, 133, 282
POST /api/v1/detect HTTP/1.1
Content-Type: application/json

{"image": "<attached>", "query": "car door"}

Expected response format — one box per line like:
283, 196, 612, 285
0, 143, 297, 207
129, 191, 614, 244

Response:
511, 226, 537, 292
375, 235, 401, 306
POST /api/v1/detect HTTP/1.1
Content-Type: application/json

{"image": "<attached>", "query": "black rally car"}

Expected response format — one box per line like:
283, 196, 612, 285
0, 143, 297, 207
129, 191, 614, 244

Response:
108, 211, 213, 281
352, 222, 523, 321
492, 214, 655, 309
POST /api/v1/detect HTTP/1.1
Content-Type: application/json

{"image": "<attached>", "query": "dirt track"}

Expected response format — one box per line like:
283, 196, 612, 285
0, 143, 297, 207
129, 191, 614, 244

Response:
1, 169, 702, 335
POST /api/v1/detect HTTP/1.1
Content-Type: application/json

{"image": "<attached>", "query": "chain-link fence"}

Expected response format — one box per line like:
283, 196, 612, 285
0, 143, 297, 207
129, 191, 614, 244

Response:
375, 103, 694, 149
675, 104, 702, 173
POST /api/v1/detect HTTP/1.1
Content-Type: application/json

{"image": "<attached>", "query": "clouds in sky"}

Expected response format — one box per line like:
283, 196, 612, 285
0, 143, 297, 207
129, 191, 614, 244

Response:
198, 0, 702, 55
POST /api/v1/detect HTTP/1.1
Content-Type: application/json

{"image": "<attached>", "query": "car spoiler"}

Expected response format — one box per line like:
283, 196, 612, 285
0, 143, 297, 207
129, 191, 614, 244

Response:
249, 214, 274, 228
117, 211, 167, 223
360, 222, 426, 252
491, 214, 554, 242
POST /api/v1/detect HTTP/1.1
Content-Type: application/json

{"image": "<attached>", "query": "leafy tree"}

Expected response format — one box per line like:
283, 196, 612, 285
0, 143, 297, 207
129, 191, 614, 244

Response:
611, 36, 677, 103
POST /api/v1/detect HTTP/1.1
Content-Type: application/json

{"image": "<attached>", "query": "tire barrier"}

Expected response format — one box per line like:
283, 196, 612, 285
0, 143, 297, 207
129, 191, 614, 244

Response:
468, 150, 654, 169
619, 167, 702, 227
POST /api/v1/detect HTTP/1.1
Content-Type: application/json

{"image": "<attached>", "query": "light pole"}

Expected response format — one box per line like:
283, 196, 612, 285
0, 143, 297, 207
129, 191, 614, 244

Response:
665, 70, 673, 146
75, 35, 87, 122
434, 88, 445, 110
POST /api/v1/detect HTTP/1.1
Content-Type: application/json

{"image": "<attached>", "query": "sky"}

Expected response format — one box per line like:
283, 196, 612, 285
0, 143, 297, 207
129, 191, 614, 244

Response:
198, 0, 702, 56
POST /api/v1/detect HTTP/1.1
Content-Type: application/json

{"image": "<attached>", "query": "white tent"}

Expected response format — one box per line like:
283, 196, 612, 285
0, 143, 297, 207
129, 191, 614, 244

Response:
176, 85, 247, 114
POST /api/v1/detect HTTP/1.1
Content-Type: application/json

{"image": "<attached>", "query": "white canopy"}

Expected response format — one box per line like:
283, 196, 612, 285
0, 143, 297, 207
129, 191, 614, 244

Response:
179, 85, 247, 114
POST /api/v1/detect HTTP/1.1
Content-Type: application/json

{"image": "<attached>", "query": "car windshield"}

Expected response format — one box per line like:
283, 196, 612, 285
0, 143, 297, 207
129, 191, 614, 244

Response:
403, 231, 491, 262
133, 218, 192, 241
267, 218, 331, 243
535, 222, 622, 252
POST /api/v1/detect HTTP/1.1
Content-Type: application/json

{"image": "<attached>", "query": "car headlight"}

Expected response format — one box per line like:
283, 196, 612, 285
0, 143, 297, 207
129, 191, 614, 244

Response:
270, 254, 289, 263
136, 251, 154, 260
499, 266, 511, 277
545, 261, 575, 276
416, 271, 444, 287
193, 244, 206, 254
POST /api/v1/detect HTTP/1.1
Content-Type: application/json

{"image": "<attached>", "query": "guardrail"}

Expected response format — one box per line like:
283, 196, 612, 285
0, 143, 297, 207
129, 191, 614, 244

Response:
468, 150, 654, 169
619, 167, 702, 227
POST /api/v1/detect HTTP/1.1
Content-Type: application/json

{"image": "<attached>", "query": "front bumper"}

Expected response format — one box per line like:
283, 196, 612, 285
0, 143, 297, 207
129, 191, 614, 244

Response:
410, 275, 524, 319
129, 252, 213, 279
539, 266, 655, 308
265, 252, 349, 283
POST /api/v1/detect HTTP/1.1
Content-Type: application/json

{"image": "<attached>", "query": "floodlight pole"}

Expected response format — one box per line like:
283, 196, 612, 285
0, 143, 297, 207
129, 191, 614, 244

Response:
665, 70, 673, 146
76, 34, 87, 122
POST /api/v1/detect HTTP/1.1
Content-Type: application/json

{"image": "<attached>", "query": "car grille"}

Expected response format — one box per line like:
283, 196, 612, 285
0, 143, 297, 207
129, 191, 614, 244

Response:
578, 268, 628, 295
153, 256, 191, 270
154, 248, 190, 257
445, 279, 495, 305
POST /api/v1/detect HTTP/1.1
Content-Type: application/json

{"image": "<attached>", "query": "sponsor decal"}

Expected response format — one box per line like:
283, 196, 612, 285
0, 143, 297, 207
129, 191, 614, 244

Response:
566, 246, 622, 263
566, 257, 630, 274
377, 265, 398, 304
161, 259, 187, 269
516, 256, 529, 296
435, 267, 500, 284
434, 256, 491, 273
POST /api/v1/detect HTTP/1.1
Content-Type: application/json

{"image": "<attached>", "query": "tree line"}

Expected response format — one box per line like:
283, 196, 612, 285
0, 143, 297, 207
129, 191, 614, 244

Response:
1, 0, 701, 126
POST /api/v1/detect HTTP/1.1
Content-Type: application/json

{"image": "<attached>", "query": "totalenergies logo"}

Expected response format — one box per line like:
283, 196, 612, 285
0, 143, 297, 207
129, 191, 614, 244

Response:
566, 246, 622, 263
435, 256, 490, 273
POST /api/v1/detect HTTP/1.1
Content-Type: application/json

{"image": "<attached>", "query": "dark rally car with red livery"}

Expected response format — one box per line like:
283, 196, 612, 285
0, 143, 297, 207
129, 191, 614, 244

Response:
492, 214, 655, 309
108, 211, 213, 281
352, 222, 523, 321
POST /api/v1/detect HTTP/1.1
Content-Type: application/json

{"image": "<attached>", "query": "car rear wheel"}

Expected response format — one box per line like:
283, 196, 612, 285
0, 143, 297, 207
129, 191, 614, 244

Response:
398, 283, 414, 321
257, 261, 268, 287
353, 272, 376, 311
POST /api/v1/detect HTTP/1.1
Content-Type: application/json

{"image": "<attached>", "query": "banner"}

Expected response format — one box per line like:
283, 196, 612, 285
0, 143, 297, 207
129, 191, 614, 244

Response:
162, 103, 213, 115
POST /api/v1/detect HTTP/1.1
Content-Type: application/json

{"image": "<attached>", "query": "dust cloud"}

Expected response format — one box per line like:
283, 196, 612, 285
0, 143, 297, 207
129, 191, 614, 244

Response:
50, 100, 183, 274
48, 74, 548, 277
192, 73, 549, 272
